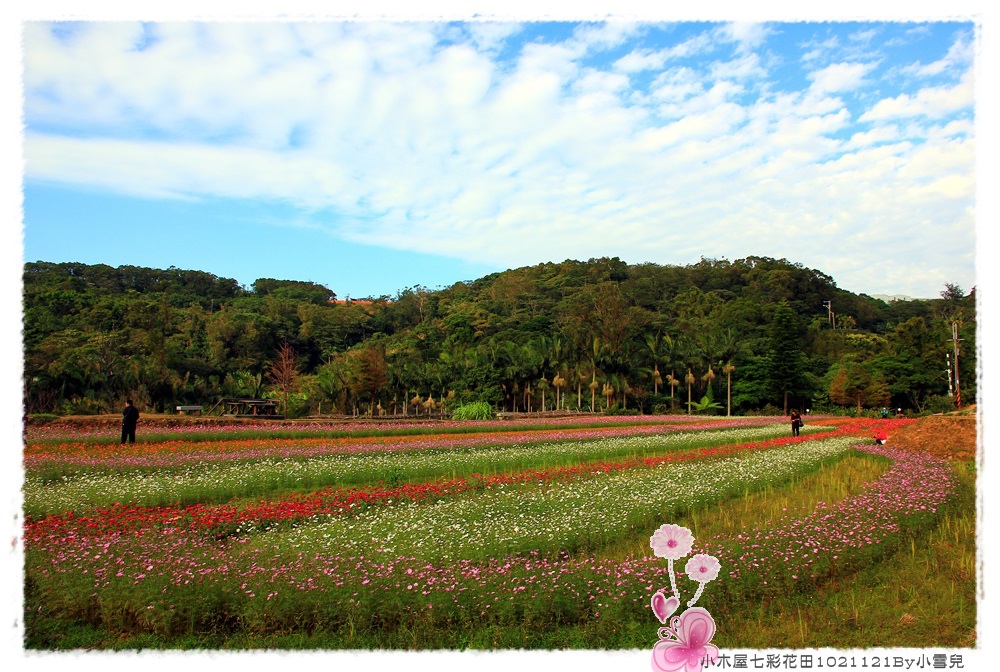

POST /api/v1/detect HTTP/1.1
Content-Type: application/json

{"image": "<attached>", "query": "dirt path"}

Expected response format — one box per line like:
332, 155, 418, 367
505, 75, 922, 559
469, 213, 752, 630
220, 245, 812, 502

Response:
888, 413, 978, 461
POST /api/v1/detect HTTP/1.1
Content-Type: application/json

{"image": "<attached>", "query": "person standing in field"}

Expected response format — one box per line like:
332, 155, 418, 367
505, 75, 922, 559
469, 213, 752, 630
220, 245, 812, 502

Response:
790, 409, 802, 437
121, 398, 140, 444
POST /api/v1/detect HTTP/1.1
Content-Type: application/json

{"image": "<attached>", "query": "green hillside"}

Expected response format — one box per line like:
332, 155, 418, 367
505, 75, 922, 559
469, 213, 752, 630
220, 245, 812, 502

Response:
22, 257, 975, 418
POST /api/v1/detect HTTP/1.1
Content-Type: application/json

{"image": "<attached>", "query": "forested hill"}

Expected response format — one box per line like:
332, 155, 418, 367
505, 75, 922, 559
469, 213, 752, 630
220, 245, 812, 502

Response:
22, 257, 976, 418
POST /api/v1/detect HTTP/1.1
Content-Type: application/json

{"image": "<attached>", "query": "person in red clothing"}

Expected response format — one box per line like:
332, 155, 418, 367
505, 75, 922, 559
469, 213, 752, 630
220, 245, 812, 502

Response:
874, 430, 888, 445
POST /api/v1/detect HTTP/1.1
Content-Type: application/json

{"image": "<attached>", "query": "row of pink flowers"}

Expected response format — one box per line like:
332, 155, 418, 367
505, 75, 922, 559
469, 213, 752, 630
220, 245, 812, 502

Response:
25, 413, 768, 442
25, 416, 791, 469
696, 443, 956, 594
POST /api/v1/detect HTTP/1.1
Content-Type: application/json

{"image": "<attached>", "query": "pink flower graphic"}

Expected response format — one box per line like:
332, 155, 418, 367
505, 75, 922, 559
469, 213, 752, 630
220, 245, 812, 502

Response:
684, 554, 721, 583
680, 553, 721, 607
650, 524, 694, 560
651, 607, 719, 672
649, 523, 722, 667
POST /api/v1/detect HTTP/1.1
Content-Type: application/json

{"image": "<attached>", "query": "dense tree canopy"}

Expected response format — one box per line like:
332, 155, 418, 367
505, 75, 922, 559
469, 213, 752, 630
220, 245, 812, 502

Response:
22, 257, 976, 418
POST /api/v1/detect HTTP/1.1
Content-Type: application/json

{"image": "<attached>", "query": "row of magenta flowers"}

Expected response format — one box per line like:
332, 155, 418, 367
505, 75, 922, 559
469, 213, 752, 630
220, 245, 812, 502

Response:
24, 413, 777, 444
25, 417, 794, 468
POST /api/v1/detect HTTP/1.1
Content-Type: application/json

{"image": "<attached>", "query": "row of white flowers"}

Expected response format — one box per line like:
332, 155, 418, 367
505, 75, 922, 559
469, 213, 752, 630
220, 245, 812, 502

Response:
264, 436, 858, 562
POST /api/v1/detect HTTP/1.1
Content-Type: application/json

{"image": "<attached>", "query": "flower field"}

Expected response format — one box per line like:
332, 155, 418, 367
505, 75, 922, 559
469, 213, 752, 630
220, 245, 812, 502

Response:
22, 414, 975, 650
23, 421, 826, 514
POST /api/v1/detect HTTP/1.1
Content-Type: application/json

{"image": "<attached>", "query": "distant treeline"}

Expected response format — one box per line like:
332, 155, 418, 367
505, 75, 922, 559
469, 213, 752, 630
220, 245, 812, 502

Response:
22, 257, 976, 417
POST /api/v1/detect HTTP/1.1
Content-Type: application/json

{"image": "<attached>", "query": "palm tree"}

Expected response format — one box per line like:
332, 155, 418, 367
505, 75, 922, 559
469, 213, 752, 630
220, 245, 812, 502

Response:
497, 340, 523, 412
692, 332, 721, 401
552, 373, 566, 410
701, 365, 716, 402
588, 336, 604, 412
521, 340, 545, 409
665, 372, 680, 410
685, 369, 696, 415
643, 333, 664, 395
442, 389, 456, 416
723, 361, 736, 417
718, 328, 740, 366
602, 382, 614, 410
538, 376, 549, 412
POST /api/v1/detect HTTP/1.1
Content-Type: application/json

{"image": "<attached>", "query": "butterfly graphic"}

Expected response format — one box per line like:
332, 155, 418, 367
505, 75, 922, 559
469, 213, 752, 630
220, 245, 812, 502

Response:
651, 606, 720, 672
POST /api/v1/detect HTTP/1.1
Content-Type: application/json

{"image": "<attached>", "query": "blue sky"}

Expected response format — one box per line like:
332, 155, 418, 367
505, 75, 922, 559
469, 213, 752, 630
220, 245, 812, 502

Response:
17, 12, 979, 299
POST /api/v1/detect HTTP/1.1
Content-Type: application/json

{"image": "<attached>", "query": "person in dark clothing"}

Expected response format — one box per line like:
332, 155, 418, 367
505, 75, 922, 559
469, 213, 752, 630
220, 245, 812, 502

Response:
790, 409, 802, 437
121, 398, 140, 444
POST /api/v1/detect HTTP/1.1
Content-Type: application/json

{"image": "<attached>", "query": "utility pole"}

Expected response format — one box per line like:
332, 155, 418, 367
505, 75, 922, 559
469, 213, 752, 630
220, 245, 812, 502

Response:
946, 353, 954, 397
950, 322, 963, 408
822, 301, 835, 329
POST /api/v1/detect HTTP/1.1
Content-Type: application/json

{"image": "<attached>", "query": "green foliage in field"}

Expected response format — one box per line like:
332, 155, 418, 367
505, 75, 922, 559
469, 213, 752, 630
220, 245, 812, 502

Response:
451, 401, 494, 420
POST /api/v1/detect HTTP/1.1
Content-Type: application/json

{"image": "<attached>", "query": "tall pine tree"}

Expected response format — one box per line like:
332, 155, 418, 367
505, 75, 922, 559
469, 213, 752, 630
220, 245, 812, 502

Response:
767, 302, 806, 414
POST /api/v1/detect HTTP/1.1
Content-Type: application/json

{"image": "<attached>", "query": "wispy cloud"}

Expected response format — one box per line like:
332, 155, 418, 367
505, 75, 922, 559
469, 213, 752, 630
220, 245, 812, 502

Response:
22, 21, 976, 297
903, 29, 975, 77
860, 70, 974, 121
808, 61, 875, 93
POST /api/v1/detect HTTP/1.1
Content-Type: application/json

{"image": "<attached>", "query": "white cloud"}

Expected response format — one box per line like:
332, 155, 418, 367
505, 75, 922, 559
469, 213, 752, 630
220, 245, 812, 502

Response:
570, 21, 641, 53
897, 134, 975, 190
709, 52, 766, 81
808, 62, 875, 94
21, 20, 977, 299
26, 133, 362, 209
903, 31, 975, 77
716, 22, 772, 53
637, 102, 746, 150
800, 35, 840, 64
648, 67, 704, 105
860, 70, 974, 121
614, 31, 715, 74
459, 22, 524, 53
846, 124, 900, 149
613, 49, 667, 73
848, 27, 879, 45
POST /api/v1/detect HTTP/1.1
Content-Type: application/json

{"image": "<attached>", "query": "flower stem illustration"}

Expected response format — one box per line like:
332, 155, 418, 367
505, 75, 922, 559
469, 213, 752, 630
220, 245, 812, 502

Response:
649, 524, 722, 672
